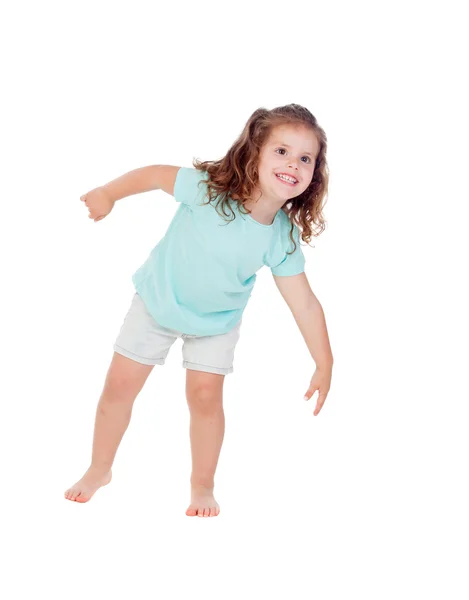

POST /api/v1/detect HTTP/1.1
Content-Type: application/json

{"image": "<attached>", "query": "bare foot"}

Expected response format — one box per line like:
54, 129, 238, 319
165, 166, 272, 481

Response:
186, 485, 220, 517
64, 467, 112, 503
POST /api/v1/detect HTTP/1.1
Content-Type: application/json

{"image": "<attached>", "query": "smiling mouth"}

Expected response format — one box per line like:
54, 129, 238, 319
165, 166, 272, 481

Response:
275, 173, 298, 186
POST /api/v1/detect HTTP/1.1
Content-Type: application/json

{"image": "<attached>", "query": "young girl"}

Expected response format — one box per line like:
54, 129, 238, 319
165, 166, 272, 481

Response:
64, 103, 334, 517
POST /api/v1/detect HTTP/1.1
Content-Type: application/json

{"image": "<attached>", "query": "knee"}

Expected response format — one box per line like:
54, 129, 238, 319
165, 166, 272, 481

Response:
186, 385, 223, 414
102, 372, 139, 402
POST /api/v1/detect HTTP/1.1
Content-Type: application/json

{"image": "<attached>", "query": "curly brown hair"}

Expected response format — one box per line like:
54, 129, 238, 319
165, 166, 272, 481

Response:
192, 103, 329, 254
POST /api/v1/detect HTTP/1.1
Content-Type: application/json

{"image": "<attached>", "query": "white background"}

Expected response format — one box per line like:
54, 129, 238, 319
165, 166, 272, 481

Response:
1, 0, 468, 598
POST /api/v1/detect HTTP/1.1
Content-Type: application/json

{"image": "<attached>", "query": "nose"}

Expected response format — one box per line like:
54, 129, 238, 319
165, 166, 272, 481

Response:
287, 157, 299, 170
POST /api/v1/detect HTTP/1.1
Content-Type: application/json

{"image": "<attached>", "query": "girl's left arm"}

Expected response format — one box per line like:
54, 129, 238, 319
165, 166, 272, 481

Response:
273, 272, 333, 416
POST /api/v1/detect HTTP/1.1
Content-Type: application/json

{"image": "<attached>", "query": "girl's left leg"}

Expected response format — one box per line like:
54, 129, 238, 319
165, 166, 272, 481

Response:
185, 368, 226, 517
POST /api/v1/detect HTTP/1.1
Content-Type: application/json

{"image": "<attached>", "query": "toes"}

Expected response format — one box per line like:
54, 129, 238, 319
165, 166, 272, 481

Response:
64, 488, 75, 500
187, 502, 220, 517
71, 489, 82, 501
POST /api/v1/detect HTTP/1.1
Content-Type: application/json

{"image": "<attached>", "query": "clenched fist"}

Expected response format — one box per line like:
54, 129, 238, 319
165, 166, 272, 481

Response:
80, 187, 115, 222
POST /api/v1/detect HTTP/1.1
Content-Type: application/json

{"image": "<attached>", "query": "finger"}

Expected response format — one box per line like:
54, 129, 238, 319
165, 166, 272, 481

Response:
313, 394, 327, 415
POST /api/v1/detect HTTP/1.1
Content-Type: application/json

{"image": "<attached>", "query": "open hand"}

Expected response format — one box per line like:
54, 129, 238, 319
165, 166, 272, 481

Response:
303, 366, 332, 416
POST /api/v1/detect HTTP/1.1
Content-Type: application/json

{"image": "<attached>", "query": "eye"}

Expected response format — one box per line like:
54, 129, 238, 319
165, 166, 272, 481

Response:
275, 148, 311, 163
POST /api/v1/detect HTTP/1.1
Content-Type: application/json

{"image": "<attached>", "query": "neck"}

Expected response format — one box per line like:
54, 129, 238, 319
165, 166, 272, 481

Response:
242, 189, 286, 225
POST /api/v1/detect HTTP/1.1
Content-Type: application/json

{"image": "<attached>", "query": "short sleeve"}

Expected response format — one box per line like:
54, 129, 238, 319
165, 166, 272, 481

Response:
271, 224, 306, 276
173, 167, 208, 207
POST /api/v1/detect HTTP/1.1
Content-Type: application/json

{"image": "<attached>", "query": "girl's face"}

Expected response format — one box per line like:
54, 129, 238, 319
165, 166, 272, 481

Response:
256, 124, 320, 202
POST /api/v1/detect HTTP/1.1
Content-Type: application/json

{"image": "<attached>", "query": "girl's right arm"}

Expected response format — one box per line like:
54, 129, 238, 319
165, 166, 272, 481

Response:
80, 165, 181, 222
103, 165, 181, 201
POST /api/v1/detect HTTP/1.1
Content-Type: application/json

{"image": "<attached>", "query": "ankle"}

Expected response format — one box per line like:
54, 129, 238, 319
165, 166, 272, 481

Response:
89, 463, 112, 474
191, 479, 214, 491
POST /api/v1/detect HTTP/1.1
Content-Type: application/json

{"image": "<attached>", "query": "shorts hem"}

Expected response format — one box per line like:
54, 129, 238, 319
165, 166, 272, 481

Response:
183, 361, 233, 375
114, 344, 165, 366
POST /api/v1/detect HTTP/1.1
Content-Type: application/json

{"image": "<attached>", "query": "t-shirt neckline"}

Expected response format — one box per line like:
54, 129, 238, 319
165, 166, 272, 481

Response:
227, 191, 282, 228
244, 209, 280, 228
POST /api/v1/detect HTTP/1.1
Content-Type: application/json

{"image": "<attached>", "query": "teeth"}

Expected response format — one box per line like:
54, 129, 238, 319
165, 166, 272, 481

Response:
277, 174, 297, 184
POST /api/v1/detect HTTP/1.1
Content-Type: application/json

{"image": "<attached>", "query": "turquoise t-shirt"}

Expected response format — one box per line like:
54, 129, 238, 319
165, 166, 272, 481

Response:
132, 167, 306, 336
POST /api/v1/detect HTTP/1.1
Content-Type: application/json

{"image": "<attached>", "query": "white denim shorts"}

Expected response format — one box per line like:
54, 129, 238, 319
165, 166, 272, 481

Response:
113, 292, 242, 376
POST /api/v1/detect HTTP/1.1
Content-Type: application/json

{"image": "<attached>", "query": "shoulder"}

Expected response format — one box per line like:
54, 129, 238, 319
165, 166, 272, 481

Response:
176, 167, 208, 185
276, 210, 304, 250
278, 208, 300, 232
174, 167, 210, 206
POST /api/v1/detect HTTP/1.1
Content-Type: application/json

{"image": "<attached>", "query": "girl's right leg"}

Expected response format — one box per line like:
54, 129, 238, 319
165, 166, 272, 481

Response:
64, 351, 154, 503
